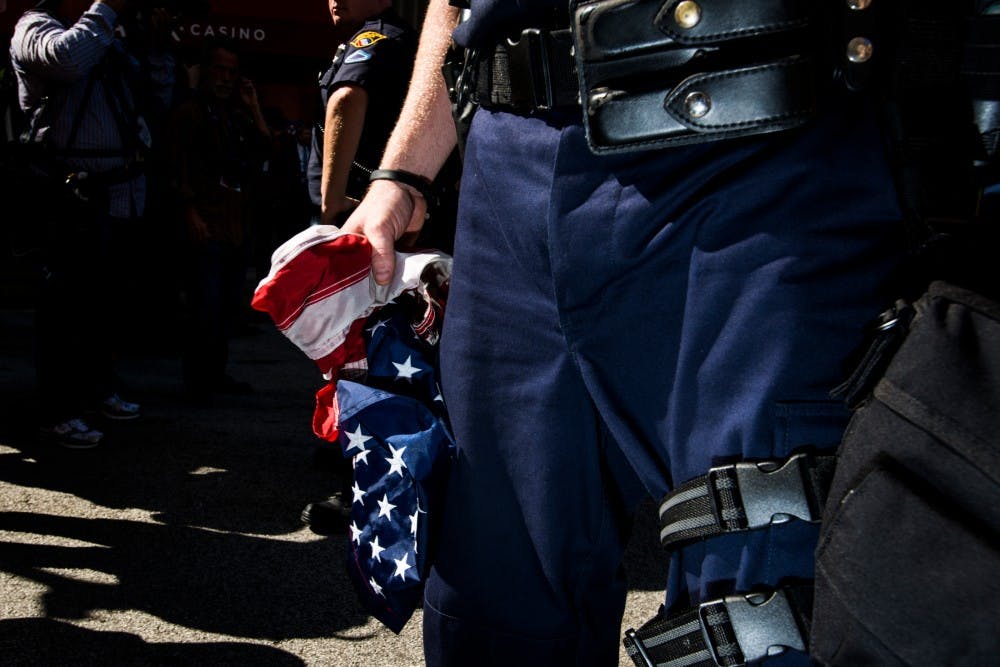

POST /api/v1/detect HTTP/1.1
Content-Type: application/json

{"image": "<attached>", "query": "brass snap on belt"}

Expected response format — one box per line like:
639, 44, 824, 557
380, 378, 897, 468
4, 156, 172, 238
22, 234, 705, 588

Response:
570, 0, 821, 154
469, 1, 879, 154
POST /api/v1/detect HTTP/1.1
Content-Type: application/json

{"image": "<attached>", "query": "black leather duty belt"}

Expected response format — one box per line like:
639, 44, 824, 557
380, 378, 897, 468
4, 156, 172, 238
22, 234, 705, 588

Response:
467, 0, 861, 154
470, 28, 579, 113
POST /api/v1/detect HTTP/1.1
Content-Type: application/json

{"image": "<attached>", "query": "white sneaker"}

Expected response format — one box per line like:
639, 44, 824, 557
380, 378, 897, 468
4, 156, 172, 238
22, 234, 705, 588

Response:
101, 393, 141, 420
39, 418, 104, 449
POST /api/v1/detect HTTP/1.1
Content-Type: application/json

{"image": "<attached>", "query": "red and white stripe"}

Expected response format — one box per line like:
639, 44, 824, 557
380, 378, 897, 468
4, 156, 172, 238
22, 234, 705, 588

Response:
251, 225, 450, 380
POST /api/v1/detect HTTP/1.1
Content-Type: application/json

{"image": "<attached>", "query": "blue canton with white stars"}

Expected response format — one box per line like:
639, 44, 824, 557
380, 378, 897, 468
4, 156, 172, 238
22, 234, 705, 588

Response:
337, 296, 453, 632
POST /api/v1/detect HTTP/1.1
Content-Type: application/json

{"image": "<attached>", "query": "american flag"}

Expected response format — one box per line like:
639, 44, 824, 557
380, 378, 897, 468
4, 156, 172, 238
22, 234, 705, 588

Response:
251, 225, 452, 441
338, 376, 453, 632
251, 225, 454, 632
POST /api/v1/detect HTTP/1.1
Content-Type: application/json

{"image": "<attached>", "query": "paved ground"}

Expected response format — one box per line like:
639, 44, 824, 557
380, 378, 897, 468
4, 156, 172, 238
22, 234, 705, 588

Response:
0, 269, 666, 666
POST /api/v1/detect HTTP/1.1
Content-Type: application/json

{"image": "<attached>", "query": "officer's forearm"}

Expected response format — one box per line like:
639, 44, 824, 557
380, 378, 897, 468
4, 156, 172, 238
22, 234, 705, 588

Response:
378, 0, 459, 180
321, 85, 368, 220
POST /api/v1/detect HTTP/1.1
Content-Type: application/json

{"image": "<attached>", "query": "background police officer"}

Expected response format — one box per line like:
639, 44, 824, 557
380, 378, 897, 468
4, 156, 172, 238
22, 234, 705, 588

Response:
307, 0, 416, 227
300, 0, 417, 534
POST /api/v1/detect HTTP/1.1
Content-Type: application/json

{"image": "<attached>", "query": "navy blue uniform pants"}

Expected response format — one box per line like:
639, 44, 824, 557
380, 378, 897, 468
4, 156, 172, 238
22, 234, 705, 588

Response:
425, 100, 904, 666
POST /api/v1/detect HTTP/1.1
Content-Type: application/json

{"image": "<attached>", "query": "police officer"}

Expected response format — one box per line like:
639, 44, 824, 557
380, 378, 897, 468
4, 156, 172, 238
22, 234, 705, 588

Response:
306, 0, 416, 227
299, 0, 417, 534
345, 1, 907, 665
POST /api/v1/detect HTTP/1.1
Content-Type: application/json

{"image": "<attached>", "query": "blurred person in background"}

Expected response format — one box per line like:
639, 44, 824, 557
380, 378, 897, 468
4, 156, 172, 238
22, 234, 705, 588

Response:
168, 38, 269, 404
9, 0, 177, 447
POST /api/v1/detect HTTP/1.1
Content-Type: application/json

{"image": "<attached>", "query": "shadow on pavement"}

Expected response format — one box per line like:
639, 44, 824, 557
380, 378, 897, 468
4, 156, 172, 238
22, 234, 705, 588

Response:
0, 512, 366, 639
0, 307, 373, 639
0, 618, 306, 666
0, 308, 336, 537
0, 302, 667, 648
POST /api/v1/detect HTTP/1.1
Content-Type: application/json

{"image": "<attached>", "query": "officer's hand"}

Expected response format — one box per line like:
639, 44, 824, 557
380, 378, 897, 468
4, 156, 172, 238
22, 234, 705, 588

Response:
341, 179, 426, 286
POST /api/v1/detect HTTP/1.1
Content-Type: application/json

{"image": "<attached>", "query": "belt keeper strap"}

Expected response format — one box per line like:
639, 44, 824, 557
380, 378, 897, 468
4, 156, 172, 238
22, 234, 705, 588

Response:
658, 453, 835, 550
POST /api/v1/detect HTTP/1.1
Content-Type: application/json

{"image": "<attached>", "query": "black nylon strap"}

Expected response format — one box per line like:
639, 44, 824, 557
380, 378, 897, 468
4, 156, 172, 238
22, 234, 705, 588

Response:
624, 586, 812, 667
832, 300, 916, 409
624, 606, 723, 667
658, 453, 835, 550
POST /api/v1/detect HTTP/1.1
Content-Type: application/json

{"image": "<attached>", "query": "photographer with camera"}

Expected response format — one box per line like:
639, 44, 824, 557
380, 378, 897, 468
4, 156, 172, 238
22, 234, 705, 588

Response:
9, 0, 177, 447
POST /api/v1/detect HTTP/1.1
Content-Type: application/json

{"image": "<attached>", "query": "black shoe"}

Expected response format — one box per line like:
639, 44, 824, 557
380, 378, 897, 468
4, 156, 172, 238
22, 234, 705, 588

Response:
301, 493, 351, 535
38, 417, 104, 449
99, 393, 141, 420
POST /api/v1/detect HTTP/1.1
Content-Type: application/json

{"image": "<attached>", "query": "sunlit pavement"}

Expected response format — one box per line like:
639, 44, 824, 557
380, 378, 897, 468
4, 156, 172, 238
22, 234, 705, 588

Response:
0, 306, 663, 666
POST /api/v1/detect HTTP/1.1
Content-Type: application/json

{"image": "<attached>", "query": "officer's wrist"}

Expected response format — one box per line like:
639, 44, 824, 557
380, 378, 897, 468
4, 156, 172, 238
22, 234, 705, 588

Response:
367, 178, 420, 223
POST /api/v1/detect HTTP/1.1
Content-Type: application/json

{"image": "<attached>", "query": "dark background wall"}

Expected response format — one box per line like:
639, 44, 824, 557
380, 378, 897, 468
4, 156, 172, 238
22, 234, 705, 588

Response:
2, 0, 433, 124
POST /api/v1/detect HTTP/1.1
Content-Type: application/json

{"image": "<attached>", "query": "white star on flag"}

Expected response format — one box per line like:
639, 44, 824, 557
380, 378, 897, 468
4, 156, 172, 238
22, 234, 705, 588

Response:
392, 355, 423, 380
350, 521, 362, 544
369, 576, 384, 597
409, 509, 419, 539
353, 447, 370, 467
393, 553, 412, 580
344, 424, 373, 453
386, 444, 408, 477
376, 494, 396, 519
352, 480, 366, 505
370, 535, 385, 562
